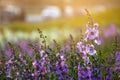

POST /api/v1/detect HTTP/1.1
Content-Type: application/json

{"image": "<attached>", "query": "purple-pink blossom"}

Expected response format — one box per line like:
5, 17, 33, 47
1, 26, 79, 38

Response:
85, 23, 99, 40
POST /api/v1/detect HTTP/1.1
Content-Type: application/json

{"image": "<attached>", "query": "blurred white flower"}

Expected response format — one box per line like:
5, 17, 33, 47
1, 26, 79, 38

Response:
94, 37, 101, 45
76, 41, 86, 53
40, 50, 45, 57
87, 44, 96, 55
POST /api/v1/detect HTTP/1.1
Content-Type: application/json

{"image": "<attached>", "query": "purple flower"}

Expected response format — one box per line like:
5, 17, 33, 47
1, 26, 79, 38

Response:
5, 48, 13, 57
55, 62, 62, 75
103, 24, 116, 38
6, 70, 11, 78
58, 74, 64, 80
78, 65, 82, 77
40, 66, 47, 75
78, 65, 92, 80
55, 59, 69, 79
115, 51, 120, 71
115, 51, 120, 62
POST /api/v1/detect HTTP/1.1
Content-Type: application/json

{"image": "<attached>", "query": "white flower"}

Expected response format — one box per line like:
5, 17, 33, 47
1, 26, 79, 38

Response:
76, 41, 86, 53
85, 56, 90, 64
56, 52, 60, 57
40, 50, 45, 57
60, 55, 64, 60
94, 23, 99, 30
32, 60, 37, 67
94, 37, 101, 45
87, 44, 96, 55
81, 52, 87, 59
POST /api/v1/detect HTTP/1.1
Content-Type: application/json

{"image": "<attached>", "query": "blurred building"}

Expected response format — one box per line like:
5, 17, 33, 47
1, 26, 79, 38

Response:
0, 0, 119, 23
26, 6, 62, 22
0, 1, 25, 24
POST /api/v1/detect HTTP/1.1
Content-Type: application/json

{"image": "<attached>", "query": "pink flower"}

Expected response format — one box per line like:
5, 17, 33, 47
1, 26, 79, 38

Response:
31, 73, 34, 76
76, 41, 83, 48
81, 52, 87, 59
0, 62, 3, 66
103, 24, 116, 38
85, 23, 99, 40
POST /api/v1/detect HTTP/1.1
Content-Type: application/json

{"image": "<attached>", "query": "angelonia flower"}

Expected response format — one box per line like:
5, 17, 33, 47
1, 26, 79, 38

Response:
78, 64, 92, 80
32, 49, 50, 78
103, 24, 116, 38
105, 67, 113, 80
85, 23, 99, 40
76, 22, 101, 65
55, 52, 70, 80
76, 22, 102, 80
85, 23, 101, 45
55, 61, 69, 80
40, 50, 45, 57
76, 41, 86, 53
94, 37, 101, 45
115, 51, 120, 63
76, 42, 96, 64
87, 44, 96, 55
115, 51, 120, 71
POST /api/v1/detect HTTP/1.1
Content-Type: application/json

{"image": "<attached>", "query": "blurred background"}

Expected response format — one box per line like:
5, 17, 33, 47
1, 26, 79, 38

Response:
0, 0, 120, 45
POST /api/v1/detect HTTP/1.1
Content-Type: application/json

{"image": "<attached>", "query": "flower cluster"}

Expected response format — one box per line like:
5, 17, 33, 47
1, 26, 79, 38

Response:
76, 22, 101, 65
78, 64, 91, 80
85, 23, 100, 44
115, 51, 120, 77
